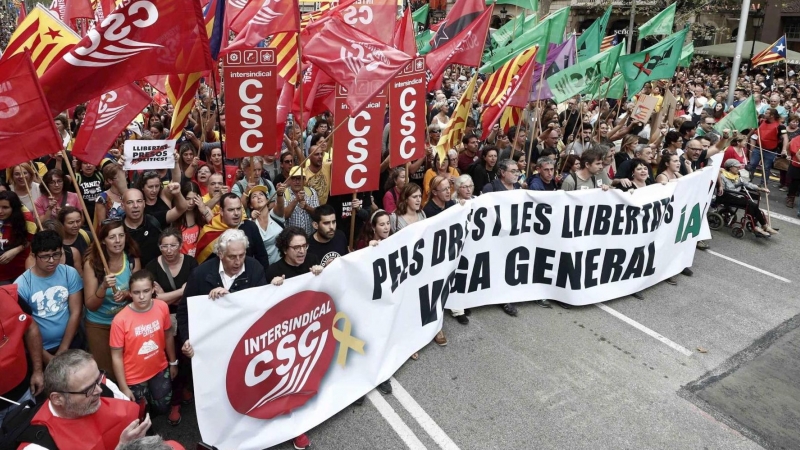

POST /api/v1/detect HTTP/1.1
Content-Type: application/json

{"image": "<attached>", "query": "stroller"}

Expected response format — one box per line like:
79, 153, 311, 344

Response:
707, 188, 768, 239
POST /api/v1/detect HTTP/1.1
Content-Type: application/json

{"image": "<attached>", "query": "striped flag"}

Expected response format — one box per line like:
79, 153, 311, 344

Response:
267, 3, 334, 86
499, 107, 521, 134
600, 34, 618, 53
204, 0, 227, 60
477, 46, 537, 107
751, 35, 787, 68
166, 73, 202, 140
2, 5, 80, 76
436, 74, 477, 161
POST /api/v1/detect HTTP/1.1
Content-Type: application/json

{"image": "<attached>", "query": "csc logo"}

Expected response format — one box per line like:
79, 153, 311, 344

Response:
238, 80, 264, 153
398, 87, 419, 160
342, 5, 373, 25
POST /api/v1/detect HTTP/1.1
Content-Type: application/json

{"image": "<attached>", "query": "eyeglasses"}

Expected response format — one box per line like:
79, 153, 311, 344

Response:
36, 251, 63, 261
459, 184, 474, 189
58, 370, 106, 397
49, 179, 64, 185
288, 244, 309, 252
159, 244, 179, 250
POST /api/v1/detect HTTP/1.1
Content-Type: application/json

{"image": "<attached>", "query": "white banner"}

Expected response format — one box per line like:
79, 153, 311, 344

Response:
189, 162, 719, 449
123, 139, 176, 171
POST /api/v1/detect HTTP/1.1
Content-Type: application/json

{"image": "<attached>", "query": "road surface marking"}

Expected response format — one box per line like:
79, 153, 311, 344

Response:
367, 390, 427, 450
596, 304, 694, 356
707, 250, 791, 283
391, 377, 461, 450
768, 211, 800, 227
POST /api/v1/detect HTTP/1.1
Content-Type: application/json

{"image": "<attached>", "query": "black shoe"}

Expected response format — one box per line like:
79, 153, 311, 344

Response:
464, 308, 472, 316
681, 267, 693, 277
354, 396, 365, 406
535, 299, 552, 308
455, 314, 469, 325
501, 303, 518, 316
665, 277, 677, 286
632, 292, 644, 300
554, 301, 571, 309
378, 380, 392, 395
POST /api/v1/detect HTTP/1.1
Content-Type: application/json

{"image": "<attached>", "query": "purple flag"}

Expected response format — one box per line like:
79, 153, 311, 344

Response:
530, 34, 576, 101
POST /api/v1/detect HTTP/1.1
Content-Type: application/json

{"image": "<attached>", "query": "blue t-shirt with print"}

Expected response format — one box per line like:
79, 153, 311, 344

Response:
15, 265, 83, 349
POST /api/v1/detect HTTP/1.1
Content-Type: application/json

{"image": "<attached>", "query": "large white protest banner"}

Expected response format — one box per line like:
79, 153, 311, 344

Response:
189, 163, 718, 449
123, 140, 176, 171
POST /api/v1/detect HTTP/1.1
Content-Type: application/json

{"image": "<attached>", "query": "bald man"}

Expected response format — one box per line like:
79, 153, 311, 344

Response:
122, 185, 187, 266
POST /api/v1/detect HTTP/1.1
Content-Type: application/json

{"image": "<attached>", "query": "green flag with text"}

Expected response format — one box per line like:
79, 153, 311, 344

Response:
547, 44, 620, 103
638, 3, 676, 39
577, 6, 611, 59
619, 27, 688, 98
714, 96, 758, 133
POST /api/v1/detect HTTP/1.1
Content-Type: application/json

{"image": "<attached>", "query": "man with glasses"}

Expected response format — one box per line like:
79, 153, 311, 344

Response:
15, 231, 83, 367
13, 350, 154, 449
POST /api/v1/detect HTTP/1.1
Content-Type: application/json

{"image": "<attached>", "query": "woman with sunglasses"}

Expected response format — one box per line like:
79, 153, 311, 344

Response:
35, 169, 82, 221
83, 220, 141, 378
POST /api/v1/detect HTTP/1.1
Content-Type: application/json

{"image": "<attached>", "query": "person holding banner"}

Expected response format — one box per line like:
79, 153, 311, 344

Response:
423, 176, 457, 219
561, 148, 611, 192
34, 170, 82, 221
389, 184, 425, 233
9, 163, 41, 213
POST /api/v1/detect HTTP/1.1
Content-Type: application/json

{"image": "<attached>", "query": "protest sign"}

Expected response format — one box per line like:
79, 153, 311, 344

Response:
123, 140, 176, 171
631, 95, 658, 124
388, 58, 427, 168
190, 158, 720, 449
652, 89, 677, 129
223, 48, 278, 158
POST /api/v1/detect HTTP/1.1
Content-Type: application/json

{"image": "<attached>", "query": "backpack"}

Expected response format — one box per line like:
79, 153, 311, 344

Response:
569, 172, 597, 191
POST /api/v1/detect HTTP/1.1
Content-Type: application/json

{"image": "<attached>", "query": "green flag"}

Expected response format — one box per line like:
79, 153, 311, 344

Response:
485, 0, 539, 10
714, 96, 758, 133
412, 4, 428, 25
541, 7, 570, 47
547, 47, 613, 103
677, 42, 694, 68
619, 27, 688, 98
415, 30, 434, 56
577, 6, 611, 59
492, 14, 525, 48
480, 20, 548, 72
589, 74, 625, 100
638, 3, 676, 39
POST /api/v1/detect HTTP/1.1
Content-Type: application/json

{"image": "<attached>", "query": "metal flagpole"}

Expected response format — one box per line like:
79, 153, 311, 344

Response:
726, 0, 751, 108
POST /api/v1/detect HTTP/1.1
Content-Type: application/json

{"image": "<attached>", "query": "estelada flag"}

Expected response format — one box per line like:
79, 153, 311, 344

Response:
39, 0, 212, 114
751, 35, 787, 68
2, 5, 80, 77
72, 84, 151, 165
302, 18, 412, 116
0, 51, 63, 169
225, 0, 300, 53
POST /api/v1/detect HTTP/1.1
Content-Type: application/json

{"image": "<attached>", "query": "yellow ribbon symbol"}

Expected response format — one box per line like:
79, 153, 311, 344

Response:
331, 312, 366, 367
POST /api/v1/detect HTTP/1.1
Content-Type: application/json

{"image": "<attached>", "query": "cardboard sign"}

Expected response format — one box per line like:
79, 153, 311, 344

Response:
223, 48, 277, 157
123, 140, 177, 170
331, 85, 385, 196
631, 95, 658, 124
653, 90, 677, 128
388, 57, 426, 168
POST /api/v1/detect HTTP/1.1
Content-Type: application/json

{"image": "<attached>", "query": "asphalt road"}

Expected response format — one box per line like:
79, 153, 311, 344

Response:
152, 183, 800, 450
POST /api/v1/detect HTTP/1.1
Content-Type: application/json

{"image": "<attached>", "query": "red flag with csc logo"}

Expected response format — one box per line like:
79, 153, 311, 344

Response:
72, 84, 152, 166
302, 18, 412, 116
39, 0, 212, 114
0, 52, 63, 170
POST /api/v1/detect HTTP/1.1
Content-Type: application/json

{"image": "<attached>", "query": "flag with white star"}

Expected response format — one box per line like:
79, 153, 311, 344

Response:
751, 35, 787, 68
1, 5, 79, 77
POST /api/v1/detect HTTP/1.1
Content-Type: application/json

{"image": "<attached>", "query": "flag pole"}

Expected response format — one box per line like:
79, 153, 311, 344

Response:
61, 149, 116, 293
524, 112, 535, 179
348, 192, 358, 251
297, 33, 305, 139
755, 129, 773, 223
22, 167, 42, 230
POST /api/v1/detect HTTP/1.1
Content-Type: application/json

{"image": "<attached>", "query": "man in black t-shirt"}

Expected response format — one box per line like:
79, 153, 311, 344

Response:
266, 226, 323, 285
307, 204, 349, 267
122, 186, 187, 267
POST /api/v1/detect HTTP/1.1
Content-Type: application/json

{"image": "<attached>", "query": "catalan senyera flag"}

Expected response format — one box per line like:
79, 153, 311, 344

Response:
2, 5, 80, 77
499, 107, 521, 133
436, 74, 477, 162
267, 4, 333, 86
167, 73, 202, 139
751, 35, 787, 68
477, 47, 537, 107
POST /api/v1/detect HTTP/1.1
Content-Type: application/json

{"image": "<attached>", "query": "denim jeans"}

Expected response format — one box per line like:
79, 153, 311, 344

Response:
0, 388, 34, 428
747, 148, 777, 186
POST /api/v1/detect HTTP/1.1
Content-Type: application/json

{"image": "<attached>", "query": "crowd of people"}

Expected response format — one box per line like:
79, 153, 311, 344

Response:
0, 53, 797, 449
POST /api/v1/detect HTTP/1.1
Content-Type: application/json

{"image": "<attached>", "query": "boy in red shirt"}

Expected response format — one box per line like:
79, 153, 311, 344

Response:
110, 270, 178, 417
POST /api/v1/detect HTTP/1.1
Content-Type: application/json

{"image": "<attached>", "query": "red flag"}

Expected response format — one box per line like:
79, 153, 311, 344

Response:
65, 0, 93, 23
17, 2, 26, 26
49, 0, 66, 22
72, 84, 151, 165
292, 65, 335, 126
276, 83, 294, 154
393, 7, 416, 56
428, 0, 484, 51
388, 57, 426, 167
225, 0, 300, 52
479, 48, 538, 140
0, 52, 63, 169
425, 7, 492, 89
337, 0, 397, 45
302, 18, 412, 116
40, 0, 212, 114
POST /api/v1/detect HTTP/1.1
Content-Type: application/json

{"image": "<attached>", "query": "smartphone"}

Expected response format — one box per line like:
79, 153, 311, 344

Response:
137, 397, 147, 421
